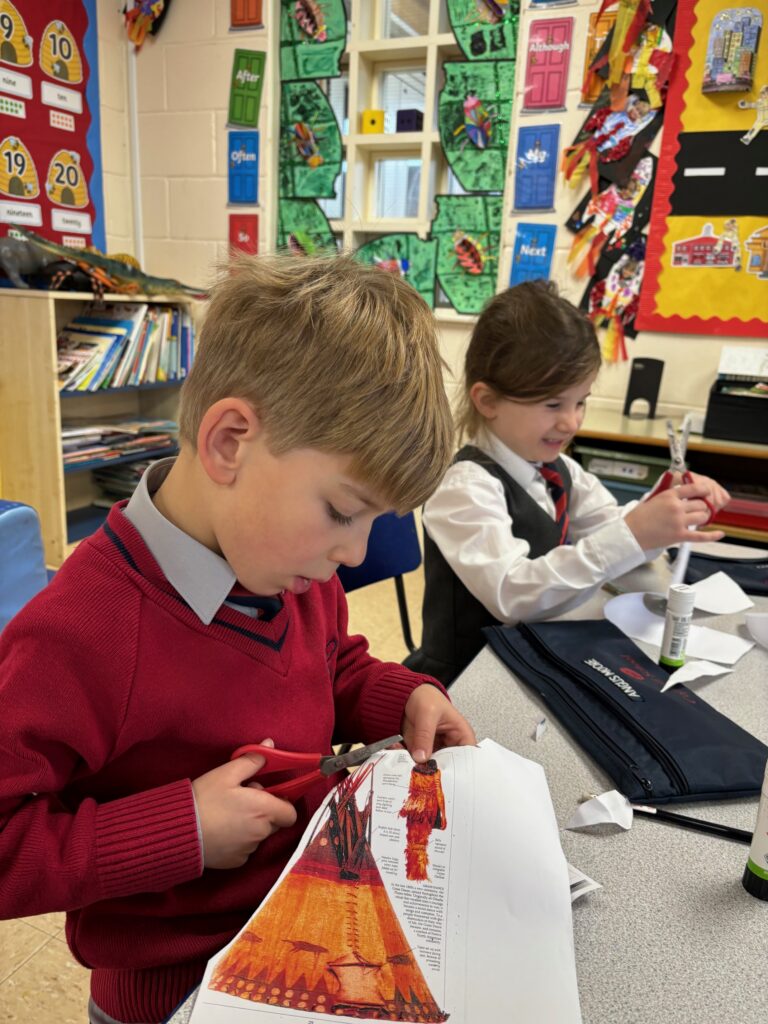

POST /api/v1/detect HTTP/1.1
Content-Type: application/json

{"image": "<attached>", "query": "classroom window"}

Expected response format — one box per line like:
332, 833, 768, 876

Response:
374, 156, 420, 218
381, 0, 429, 38
324, 72, 349, 136
318, 160, 347, 220
446, 167, 468, 196
379, 67, 426, 132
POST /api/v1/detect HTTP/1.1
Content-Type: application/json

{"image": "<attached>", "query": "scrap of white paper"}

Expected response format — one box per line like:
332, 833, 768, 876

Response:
745, 613, 768, 650
564, 790, 633, 832
604, 592, 753, 666
532, 717, 548, 742
689, 571, 753, 614
605, 592, 665, 645
660, 659, 732, 693
568, 863, 602, 903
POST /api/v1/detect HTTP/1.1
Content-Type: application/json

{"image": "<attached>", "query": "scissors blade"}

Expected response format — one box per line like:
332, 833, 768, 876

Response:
679, 419, 691, 463
665, 419, 677, 453
320, 734, 403, 776
665, 420, 684, 471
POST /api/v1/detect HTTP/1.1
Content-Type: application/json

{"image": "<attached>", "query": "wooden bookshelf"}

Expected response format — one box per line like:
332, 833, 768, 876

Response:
0, 289, 200, 568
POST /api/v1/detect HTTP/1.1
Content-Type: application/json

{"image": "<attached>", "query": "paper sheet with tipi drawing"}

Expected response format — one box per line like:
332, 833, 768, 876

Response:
189, 739, 582, 1023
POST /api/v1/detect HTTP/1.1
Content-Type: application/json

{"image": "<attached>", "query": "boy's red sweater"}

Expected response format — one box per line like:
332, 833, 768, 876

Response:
0, 505, 441, 1022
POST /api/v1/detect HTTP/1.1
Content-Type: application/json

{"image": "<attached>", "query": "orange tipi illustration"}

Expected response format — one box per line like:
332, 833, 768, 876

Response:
399, 761, 447, 883
209, 765, 448, 1021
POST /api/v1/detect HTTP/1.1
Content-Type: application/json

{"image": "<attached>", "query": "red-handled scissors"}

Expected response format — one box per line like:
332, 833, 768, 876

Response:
652, 419, 715, 523
230, 734, 403, 802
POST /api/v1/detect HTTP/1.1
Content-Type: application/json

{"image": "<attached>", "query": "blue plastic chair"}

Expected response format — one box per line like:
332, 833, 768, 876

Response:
336, 511, 422, 654
0, 500, 48, 631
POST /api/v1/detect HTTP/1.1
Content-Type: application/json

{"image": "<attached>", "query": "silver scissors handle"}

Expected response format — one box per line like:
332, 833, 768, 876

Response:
665, 419, 688, 473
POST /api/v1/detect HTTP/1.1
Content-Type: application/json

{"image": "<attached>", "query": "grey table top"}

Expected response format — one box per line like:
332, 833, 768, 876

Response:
169, 558, 767, 1024
450, 559, 768, 1024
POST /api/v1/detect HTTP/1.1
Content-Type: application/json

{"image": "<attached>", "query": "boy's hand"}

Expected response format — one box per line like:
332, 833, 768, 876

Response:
192, 740, 297, 869
401, 684, 477, 763
626, 481, 725, 551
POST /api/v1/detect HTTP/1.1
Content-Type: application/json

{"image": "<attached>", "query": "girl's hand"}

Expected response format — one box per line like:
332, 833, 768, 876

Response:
686, 472, 730, 513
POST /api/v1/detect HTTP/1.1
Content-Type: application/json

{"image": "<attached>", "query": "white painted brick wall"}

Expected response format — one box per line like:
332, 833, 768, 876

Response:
97, 0, 272, 291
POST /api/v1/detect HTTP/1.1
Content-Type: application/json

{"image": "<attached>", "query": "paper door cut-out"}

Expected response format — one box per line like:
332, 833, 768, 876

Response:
514, 123, 559, 210
522, 17, 573, 111
228, 130, 259, 204
510, 223, 557, 285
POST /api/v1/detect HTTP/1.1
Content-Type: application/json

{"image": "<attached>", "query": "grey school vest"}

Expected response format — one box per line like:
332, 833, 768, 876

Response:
405, 445, 572, 687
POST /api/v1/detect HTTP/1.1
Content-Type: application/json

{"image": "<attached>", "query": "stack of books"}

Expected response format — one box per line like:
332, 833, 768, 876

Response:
61, 420, 178, 470
91, 460, 160, 508
57, 303, 195, 392
712, 486, 768, 533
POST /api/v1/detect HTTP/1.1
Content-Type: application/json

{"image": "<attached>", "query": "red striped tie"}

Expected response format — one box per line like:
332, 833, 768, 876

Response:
539, 464, 570, 545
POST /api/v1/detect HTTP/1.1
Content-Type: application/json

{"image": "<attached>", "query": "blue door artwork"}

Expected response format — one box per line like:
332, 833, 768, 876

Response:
514, 124, 560, 211
510, 223, 557, 285
228, 130, 259, 204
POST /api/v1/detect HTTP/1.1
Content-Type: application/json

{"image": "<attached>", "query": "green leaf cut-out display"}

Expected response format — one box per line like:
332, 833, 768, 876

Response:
446, 0, 520, 61
431, 194, 502, 314
280, 0, 347, 81
277, 198, 337, 253
280, 82, 343, 199
438, 60, 516, 193
355, 234, 439, 309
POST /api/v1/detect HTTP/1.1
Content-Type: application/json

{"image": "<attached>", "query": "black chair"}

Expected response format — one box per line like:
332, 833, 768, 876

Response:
336, 510, 422, 654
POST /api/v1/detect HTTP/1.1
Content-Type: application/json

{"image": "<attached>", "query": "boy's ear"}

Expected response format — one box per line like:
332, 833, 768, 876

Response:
196, 398, 261, 484
469, 381, 501, 421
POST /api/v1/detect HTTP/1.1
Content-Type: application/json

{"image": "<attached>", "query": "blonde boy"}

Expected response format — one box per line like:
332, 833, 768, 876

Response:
0, 253, 475, 1024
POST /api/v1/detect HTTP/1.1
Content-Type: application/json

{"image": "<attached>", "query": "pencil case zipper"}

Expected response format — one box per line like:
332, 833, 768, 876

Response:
522, 627, 690, 798
494, 636, 655, 797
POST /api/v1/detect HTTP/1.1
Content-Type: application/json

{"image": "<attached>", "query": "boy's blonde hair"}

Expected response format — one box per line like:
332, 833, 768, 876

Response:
456, 280, 602, 440
178, 252, 452, 513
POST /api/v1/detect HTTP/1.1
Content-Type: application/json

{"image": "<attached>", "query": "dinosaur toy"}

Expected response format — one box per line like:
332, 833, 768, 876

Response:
0, 233, 58, 289
2, 229, 207, 298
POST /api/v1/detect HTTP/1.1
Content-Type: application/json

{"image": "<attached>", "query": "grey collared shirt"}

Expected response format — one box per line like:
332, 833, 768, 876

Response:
123, 457, 256, 624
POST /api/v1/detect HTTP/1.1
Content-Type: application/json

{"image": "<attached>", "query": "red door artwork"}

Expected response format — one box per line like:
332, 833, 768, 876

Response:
523, 18, 574, 112
231, 0, 263, 29
229, 213, 258, 255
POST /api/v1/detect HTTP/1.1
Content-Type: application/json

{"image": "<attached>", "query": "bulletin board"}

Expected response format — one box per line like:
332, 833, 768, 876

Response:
0, 0, 105, 250
637, 0, 767, 337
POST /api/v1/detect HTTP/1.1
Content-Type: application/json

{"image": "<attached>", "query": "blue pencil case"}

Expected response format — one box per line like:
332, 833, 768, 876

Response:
682, 551, 768, 595
484, 619, 768, 805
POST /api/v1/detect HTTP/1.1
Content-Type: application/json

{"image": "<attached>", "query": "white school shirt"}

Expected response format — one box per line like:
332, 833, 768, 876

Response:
422, 431, 657, 624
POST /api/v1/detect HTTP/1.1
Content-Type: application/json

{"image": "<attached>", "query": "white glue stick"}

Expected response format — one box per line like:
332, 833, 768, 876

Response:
659, 583, 695, 670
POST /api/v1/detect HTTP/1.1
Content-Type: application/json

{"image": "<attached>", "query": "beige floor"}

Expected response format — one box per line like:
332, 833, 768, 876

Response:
0, 570, 425, 1023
